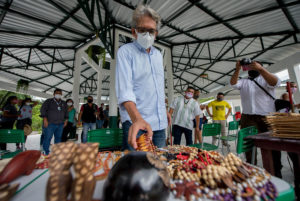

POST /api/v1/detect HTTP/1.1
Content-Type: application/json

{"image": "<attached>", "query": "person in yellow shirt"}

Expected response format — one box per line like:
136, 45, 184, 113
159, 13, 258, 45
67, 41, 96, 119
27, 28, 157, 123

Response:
206, 92, 232, 146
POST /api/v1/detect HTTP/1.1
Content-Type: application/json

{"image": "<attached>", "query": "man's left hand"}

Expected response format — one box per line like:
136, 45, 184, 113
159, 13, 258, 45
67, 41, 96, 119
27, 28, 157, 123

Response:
64, 121, 68, 128
167, 112, 172, 126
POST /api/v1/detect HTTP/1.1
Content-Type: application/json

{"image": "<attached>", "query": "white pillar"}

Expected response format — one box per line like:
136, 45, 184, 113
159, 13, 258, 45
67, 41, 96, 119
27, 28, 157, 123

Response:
72, 51, 82, 111
165, 47, 174, 105
108, 29, 119, 127
97, 61, 103, 106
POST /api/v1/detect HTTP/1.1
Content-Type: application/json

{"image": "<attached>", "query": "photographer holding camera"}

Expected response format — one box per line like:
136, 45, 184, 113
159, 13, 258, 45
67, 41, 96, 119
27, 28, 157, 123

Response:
230, 59, 282, 176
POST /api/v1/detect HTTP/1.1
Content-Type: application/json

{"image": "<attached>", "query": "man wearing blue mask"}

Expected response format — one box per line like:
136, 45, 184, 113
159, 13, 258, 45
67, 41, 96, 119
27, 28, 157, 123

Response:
116, 4, 171, 150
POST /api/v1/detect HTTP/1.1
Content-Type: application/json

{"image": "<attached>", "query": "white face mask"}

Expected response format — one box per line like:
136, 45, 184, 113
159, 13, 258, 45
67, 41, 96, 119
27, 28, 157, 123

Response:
185, 92, 193, 99
291, 87, 297, 94
67, 102, 73, 106
54, 94, 62, 100
25, 102, 30, 106
135, 30, 155, 50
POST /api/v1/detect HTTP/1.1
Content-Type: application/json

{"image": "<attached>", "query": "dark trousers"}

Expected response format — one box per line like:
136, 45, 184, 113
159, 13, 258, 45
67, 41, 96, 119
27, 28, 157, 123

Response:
240, 114, 282, 177
61, 122, 76, 142
172, 125, 193, 146
0, 121, 15, 150
16, 118, 31, 147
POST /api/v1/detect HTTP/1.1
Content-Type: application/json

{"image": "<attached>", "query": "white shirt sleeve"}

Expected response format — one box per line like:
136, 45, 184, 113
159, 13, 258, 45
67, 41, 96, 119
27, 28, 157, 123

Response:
231, 79, 243, 90
115, 46, 136, 105
193, 102, 201, 117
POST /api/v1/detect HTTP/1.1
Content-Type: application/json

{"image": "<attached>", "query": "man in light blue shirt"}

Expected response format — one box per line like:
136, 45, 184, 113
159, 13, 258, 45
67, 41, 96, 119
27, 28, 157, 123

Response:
115, 4, 171, 150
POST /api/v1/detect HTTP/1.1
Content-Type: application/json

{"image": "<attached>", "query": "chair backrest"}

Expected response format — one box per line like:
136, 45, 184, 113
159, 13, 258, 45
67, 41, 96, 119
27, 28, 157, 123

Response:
236, 126, 258, 154
228, 121, 239, 131
88, 128, 123, 148
0, 129, 25, 144
202, 123, 221, 137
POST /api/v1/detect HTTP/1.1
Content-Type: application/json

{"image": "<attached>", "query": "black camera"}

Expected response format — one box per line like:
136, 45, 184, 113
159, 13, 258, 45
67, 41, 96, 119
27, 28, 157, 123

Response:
240, 58, 252, 66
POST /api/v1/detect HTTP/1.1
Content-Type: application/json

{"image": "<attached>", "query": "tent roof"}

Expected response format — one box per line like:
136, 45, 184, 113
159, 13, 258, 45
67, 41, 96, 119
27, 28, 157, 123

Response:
0, 0, 300, 97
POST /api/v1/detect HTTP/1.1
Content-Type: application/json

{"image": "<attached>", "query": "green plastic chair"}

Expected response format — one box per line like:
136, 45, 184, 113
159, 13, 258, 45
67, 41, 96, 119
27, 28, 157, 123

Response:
0, 129, 25, 159
88, 128, 123, 150
275, 184, 295, 201
190, 123, 221, 151
216, 121, 239, 154
236, 126, 258, 164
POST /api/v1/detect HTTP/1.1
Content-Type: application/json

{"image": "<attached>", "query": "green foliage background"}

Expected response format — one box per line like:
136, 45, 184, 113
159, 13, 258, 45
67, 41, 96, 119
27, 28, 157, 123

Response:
0, 90, 42, 132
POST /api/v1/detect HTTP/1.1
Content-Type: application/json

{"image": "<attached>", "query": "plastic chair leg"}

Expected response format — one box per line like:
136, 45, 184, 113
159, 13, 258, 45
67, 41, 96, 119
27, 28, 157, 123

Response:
251, 147, 256, 165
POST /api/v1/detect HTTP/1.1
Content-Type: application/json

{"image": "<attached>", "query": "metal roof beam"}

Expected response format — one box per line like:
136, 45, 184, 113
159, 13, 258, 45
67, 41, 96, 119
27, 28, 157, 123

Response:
173, 74, 208, 93
0, 0, 13, 25
251, 34, 292, 60
175, 43, 202, 86
37, 48, 73, 69
36, 2, 88, 46
172, 56, 274, 65
172, 30, 300, 45
40, 65, 93, 91
0, 68, 70, 93
190, 39, 242, 85
3, 50, 73, 85
189, 0, 243, 36
172, 60, 228, 76
160, 1, 300, 40
161, 0, 200, 27
0, 45, 74, 49
0, 5, 88, 38
0, 30, 82, 42
47, 0, 93, 32
175, 69, 225, 86
1, 59, 74, 68
276, 0, 299, 32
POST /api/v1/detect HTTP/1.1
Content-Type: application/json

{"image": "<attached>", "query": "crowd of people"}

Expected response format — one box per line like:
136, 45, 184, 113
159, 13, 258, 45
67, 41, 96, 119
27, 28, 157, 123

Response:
0, 89, 110, 155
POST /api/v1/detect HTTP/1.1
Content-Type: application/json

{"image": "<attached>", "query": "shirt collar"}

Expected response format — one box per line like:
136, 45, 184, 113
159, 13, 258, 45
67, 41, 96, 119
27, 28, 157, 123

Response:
133, 40, 154, 55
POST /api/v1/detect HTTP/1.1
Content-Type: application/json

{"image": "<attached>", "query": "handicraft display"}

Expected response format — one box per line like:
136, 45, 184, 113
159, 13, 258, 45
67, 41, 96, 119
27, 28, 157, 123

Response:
160, 145, 278, 201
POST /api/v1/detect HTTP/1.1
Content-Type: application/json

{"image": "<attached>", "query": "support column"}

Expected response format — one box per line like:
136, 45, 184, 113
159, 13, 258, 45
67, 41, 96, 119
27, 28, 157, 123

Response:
165, 47, 174, 105
72, 51, 82, 111
96, 61, 103, 106
109, 29, 119, 128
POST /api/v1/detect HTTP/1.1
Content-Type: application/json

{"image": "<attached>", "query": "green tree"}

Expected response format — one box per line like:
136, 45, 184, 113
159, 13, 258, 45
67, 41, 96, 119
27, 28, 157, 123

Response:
31, 104, 42, 132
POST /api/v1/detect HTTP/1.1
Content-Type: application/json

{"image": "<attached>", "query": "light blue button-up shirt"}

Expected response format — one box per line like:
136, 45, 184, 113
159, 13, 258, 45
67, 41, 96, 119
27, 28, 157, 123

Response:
115, 41, 168, 131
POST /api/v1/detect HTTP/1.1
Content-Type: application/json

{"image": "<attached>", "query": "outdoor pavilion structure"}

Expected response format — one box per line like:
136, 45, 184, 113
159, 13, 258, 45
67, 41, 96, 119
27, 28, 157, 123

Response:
0, 0, 300, 127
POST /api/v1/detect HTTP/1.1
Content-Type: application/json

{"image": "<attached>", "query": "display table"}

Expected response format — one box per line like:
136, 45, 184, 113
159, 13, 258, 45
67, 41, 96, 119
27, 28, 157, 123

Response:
246, 132, 300, 176
9, 168, 294, 201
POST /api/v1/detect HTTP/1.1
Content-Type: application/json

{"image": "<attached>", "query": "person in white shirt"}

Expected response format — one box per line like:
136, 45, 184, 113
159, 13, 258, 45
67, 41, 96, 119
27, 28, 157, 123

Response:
169, 86, 201, 145
230, 60, 282, 177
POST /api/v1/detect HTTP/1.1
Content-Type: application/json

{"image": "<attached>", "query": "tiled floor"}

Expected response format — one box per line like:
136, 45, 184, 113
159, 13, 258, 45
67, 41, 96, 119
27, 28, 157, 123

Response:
7, 129, 295, 187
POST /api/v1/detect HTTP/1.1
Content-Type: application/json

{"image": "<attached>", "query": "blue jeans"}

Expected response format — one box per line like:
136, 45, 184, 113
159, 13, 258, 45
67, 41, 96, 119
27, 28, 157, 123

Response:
173, 125, 193, 145
96, 120, 104, 129
43, 123, 64, 155
82, 123, 96, 143
122, 121, 166, 151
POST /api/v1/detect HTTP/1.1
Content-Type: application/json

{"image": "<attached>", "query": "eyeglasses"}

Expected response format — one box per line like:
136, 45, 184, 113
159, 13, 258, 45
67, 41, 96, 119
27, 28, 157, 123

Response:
136, 27, 157, 35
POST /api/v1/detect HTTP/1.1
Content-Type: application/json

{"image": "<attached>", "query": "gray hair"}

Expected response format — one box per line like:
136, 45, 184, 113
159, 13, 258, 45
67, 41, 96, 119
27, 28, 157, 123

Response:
132, 4, 161, 30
